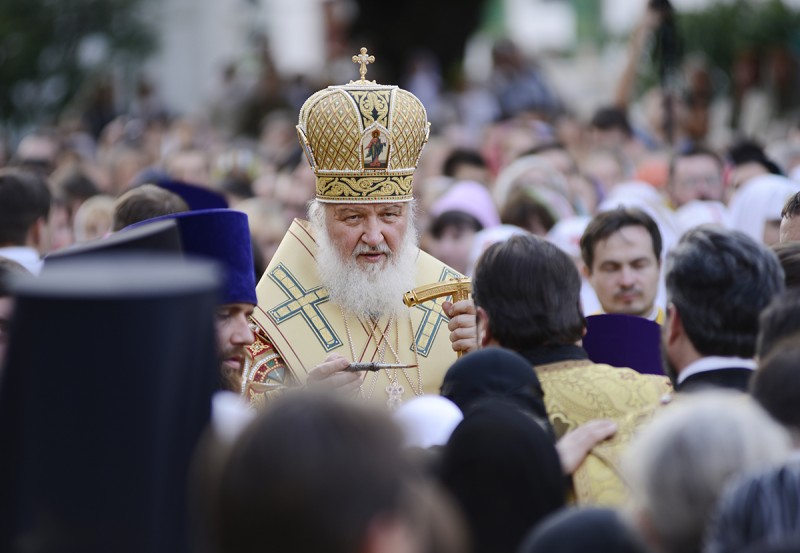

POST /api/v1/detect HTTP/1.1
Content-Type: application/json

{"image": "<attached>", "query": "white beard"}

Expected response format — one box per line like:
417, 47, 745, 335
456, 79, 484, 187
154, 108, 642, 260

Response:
310, 202, 419, 321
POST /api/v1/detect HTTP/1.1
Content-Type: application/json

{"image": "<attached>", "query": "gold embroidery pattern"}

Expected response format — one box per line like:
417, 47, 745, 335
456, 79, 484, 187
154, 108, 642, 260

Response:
537, 360, 671, 506
304, 90, 361, 172
243, 324, 293, 407
347, 90, 391, 129
317, 175, 413, 202
391, 90, 429, 169
295, 56, 429, 203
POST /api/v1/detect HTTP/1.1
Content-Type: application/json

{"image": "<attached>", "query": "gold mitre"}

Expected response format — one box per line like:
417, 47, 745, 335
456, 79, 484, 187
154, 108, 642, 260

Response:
296, 47, 430, 203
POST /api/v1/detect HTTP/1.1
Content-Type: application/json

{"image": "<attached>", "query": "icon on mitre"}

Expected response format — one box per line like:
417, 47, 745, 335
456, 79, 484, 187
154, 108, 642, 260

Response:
362, 127, 389, 169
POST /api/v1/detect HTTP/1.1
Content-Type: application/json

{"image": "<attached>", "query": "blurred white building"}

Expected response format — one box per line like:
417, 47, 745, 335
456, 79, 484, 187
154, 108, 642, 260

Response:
143, 0, 799, 117
145, 0, 326, 117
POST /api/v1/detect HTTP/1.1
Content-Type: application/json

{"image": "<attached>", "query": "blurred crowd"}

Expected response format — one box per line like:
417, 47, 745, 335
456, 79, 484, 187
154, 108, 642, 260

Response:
4, 3, 800, 553
2, 7, 800, 286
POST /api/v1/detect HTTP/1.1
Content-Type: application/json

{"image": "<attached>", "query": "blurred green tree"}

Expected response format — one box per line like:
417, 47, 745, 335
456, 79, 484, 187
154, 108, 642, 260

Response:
0, 0, 155, 131
680, 0, 800, 80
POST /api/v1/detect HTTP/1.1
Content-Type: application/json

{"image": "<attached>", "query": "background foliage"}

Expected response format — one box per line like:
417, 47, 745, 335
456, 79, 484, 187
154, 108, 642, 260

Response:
680, 0, 800, 77
0, 0, 155, 130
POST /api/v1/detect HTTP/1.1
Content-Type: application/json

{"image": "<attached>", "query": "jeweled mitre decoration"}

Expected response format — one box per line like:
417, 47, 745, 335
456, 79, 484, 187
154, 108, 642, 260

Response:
296, 47, 431, 203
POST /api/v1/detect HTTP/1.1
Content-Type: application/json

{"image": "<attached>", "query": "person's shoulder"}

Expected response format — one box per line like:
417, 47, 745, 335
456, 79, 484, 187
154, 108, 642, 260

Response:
593, 363, 672, 396
677, 368, 752, 394
540, 361, 672, 405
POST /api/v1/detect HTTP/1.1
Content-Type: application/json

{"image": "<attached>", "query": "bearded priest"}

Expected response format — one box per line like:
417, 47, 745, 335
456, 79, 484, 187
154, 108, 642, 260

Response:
244, 49, 475, 409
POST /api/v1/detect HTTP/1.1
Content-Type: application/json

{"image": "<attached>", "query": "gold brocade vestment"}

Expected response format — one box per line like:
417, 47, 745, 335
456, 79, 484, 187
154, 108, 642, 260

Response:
537, 359, 672, 506
244, 219, 461, 407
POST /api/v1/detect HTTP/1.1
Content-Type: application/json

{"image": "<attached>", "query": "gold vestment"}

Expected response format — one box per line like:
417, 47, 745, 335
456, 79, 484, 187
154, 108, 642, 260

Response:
537, 359, 672, 506
245, 219, 461, 407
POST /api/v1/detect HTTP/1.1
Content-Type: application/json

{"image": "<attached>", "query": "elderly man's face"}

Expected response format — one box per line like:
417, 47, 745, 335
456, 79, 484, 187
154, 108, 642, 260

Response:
324, 203, 410, 270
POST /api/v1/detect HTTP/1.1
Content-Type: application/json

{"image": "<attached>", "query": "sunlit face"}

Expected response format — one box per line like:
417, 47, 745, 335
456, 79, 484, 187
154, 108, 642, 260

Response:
324, 203, 410, 270
764, 219, 782, 246
670, 154, 723, 207
583, 152, 624, 195
432, 224, 477, 275
215, 302, 255, 391
47, 204, 74, 253
780, 215, 800, 243
587, 225, 661, 317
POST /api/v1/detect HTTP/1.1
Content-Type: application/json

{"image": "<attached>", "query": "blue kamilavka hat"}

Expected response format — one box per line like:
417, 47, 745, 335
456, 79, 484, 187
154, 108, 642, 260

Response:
129, 209, 256, 306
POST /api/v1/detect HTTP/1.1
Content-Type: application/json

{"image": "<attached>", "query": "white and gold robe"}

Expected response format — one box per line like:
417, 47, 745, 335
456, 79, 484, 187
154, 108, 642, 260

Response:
244, 219, 462, 408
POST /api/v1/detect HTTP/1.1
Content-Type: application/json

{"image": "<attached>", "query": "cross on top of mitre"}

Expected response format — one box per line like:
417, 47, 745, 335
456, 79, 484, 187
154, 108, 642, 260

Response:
351, 47, 375, 84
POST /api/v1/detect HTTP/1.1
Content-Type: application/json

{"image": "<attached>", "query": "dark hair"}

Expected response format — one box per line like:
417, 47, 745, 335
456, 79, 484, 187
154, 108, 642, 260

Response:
429, 210, 483, 240
752, 336, 800, 431
770, 241, 800, 289
112, 184, 189, 231
500, 188, 557, 234
473, 234, 584, 349
780, 191, 800, 219
219, 171, 254, 200
728, 140, 783, 175
580, 208, 662, 271
54, 169, 99, 206
668, 145, 723, 179
214, 393, 417, 553
0, 169, 51, 246
590, 107, 633, 137
442, 149, 486, 178
756, 291, 800, 359
666, 227, 785, 358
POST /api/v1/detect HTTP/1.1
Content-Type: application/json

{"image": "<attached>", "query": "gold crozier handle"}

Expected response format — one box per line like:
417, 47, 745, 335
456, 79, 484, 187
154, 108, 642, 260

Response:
403, 277, 472, 357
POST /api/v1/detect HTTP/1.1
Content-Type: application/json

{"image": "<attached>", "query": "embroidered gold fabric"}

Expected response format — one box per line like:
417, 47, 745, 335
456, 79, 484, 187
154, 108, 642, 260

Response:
245, 219, 462, 407
242, 326, 294, 409
536, 359, 672, 506
316, 175, 413, 201
296, 49, 430, 203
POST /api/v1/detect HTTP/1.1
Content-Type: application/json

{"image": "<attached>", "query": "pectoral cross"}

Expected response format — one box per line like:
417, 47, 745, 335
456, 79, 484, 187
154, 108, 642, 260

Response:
386, 380, 404, 410
352, 47, 375, 83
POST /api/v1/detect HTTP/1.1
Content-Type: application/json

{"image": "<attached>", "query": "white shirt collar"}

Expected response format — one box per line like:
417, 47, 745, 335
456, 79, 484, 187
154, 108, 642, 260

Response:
677, 356, 757, 385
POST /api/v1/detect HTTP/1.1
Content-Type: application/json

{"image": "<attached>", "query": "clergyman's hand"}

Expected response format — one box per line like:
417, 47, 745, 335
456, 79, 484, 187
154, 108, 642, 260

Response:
307, 353, 364, 394
443, 298, 479, 355
556, 419, 618, 475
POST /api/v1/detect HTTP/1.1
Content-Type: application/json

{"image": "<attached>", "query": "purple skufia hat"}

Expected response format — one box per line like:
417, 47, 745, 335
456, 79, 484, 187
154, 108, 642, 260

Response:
128, 209, 256, 305
157, 179, 228, 210
582, 314, 664, 376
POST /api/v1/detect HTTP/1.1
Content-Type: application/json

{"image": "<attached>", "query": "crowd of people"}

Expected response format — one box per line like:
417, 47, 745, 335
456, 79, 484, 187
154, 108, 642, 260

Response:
3, 5, 800, 551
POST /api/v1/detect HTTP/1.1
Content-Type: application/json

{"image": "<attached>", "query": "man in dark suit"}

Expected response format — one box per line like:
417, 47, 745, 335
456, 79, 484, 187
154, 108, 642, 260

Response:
661, 227, 784, 393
